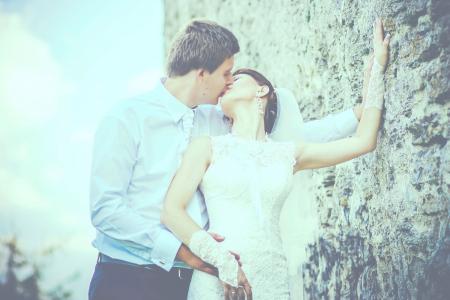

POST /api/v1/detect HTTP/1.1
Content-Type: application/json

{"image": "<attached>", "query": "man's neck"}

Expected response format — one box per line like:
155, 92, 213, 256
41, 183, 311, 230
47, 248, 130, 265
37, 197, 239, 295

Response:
163, 76, 198, 109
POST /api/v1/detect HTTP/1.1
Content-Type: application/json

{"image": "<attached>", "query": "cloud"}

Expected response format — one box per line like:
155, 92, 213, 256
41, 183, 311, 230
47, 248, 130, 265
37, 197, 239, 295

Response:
0, 10, 71, 126
0, 169, 51, 212
0, 7, 75, 251
0, 4, 164, 299
126, 69, 162, 96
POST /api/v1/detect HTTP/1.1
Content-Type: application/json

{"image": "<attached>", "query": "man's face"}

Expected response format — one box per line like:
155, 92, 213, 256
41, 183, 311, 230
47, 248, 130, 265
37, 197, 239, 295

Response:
199, 56, 234, 105
219, 73, 262, 118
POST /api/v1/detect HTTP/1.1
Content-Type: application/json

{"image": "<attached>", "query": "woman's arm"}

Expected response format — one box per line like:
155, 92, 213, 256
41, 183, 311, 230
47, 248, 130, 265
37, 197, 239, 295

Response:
161, 137, 250, 291
362, 53, 375, 105
294, 18, 390, 172
161, 136, 211, 245
294, 106, 381, 171
300, 54, 374, 142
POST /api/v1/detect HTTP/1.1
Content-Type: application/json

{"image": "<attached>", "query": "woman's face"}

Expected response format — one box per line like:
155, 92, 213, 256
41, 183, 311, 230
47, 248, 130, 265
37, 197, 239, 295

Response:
219, 73, 260, 117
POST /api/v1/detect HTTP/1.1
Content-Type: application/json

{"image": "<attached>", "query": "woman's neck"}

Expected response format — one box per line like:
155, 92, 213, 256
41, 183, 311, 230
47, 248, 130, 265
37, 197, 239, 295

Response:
230, 106, 266, 141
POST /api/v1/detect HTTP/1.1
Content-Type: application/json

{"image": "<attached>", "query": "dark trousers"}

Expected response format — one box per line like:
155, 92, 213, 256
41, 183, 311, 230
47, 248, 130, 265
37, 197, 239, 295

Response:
88, 255, 193, 300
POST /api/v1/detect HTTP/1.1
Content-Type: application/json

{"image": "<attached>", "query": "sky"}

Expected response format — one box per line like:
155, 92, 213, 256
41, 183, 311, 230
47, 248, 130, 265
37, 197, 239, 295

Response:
0, 1, 165, 298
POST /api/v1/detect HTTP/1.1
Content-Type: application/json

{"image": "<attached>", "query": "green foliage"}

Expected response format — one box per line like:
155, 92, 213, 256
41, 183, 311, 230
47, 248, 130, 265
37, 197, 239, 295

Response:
0, 236, 77, 300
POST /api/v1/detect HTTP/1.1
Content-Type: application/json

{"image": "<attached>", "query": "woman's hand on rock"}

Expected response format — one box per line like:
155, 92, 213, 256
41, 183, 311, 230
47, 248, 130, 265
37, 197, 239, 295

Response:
373, 18, 391, 70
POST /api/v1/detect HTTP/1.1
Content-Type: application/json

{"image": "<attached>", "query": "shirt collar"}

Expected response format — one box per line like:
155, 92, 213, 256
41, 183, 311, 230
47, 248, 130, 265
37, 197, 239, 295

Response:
157, 77, 194, 123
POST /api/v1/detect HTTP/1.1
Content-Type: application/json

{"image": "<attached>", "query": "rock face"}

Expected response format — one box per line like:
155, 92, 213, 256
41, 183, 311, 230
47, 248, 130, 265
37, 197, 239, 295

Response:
164, 1, 449, 299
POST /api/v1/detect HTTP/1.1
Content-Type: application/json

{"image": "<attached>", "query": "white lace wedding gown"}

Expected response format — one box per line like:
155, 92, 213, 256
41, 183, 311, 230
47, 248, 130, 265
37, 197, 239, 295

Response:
187, 133, 296, 300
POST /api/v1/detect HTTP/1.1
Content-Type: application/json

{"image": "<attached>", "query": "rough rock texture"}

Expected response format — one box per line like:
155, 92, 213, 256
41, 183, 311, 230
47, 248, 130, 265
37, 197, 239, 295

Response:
164, 1, 450, 299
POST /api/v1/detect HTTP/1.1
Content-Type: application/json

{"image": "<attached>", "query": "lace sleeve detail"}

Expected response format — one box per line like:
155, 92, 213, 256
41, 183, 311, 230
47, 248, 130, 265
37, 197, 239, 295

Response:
364, 59, 385, 110
189, 230, 239, 287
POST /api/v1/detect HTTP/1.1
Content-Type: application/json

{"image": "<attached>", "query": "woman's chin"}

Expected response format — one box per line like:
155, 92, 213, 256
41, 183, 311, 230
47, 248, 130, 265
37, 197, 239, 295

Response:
220, 90, 237, 103
219, 101, 231, 116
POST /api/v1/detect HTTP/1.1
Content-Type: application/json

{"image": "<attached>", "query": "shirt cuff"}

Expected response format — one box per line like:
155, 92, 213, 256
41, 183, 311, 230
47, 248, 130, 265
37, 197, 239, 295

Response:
336, 108, 359, 137
151, 229, 182, 272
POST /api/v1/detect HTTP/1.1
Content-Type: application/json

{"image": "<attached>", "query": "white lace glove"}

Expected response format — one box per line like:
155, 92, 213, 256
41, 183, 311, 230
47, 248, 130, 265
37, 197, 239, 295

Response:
189, 230, 239, 287
364, 59, 385, 110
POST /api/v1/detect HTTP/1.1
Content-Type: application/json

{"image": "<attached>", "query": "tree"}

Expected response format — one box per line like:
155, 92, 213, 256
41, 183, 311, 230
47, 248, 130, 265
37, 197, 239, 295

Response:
0, 236, 76, 300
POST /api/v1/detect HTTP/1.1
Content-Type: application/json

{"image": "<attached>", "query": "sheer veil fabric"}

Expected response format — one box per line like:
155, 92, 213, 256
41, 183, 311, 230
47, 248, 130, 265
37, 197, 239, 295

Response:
271, 88, 318, 300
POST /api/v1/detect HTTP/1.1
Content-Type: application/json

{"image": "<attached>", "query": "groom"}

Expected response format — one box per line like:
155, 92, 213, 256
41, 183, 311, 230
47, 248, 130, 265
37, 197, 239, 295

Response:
88, 19, 362, 300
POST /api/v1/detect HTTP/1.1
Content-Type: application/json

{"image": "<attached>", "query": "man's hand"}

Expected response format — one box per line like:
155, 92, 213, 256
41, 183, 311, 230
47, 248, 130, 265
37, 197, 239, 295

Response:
222, 266, 253, 300
176, 244, 218, 276
175, 232, 242, 277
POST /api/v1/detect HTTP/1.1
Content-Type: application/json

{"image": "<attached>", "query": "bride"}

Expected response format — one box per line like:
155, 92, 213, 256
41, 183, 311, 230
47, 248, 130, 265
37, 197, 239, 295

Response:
161, 18, 390, 300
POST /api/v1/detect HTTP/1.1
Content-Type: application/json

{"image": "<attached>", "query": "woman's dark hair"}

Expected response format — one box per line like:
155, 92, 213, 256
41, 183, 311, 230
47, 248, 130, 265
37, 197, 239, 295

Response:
232, 68, 278, 134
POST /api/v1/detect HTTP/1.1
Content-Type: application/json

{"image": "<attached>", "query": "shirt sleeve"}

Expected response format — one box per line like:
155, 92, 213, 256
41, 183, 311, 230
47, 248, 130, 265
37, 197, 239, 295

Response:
89, 114, 181, 271
300, 108, 358, 143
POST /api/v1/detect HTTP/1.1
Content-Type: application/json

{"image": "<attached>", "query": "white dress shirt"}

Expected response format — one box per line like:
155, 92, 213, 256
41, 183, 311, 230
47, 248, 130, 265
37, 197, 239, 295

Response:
89, 78, 358, 271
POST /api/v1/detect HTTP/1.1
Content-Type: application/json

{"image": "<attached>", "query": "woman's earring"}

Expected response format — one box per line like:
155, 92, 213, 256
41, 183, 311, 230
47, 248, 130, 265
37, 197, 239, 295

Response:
256, 90, 264, 115
256, 97, 264, 115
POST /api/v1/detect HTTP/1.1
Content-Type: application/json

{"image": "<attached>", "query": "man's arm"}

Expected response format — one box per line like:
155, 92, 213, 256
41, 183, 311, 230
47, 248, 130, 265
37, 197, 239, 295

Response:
90, 114, 181, 271
91, 113, 224, 275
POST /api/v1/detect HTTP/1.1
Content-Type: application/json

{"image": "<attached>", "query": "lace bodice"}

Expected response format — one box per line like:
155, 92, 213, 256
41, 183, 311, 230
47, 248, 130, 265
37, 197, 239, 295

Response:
201, 133, 296, 236
187, 133, 296, 300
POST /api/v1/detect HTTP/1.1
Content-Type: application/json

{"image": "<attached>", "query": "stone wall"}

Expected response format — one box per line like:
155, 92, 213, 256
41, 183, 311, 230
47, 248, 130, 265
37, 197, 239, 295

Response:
164, 1, 450, 299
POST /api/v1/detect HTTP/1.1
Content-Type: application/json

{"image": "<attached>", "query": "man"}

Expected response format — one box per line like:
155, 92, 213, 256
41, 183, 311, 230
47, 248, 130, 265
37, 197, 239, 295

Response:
88, 19, 362, 300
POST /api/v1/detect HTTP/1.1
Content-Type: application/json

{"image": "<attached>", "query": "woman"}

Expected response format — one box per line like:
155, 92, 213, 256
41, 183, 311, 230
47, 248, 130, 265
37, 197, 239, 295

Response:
161, 18, 390, 300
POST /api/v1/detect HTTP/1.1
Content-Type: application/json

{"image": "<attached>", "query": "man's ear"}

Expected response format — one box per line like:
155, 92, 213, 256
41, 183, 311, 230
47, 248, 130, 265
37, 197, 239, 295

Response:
197, 69, 208, 82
